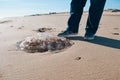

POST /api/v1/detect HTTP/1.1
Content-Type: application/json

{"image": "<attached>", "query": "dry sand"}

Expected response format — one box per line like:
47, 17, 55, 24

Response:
0, 11, 120, 80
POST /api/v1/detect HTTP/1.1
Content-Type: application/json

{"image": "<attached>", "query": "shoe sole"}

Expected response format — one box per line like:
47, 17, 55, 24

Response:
58, 33, 78, 37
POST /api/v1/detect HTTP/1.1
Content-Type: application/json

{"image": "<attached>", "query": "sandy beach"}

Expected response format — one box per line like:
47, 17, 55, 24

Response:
0, 11, 120, 80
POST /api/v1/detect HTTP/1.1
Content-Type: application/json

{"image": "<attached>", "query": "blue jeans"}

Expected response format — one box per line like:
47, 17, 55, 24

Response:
66, 0, 106, 35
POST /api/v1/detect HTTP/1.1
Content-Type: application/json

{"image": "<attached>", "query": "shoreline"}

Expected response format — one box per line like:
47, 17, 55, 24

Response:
1, 9, 120, 20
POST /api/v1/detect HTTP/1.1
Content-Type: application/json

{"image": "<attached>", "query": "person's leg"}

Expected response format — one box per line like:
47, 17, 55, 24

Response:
67, 0, 87, 33
85, 0, 106, 36
58, 0, 87, 37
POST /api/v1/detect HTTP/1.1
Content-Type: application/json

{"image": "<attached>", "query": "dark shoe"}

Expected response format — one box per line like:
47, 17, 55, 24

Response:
58, 30, 78, 37
84, 34, 95, 40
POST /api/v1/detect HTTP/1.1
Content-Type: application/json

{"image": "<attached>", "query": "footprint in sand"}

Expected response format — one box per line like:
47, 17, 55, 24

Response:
112, 32, 119, 35
113, 28, 119, 30
75, 57, 82, 60
0, 75, 2, 79
0, 73, 3, 79
10, 26, 14, 28
0, 20, 12, 24
33, 27, 55, 32
18, 26, 24, 29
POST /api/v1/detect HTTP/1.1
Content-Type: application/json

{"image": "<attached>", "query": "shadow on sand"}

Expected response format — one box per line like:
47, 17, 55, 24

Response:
67, 36, 120, 49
